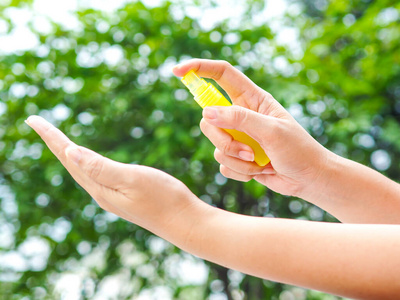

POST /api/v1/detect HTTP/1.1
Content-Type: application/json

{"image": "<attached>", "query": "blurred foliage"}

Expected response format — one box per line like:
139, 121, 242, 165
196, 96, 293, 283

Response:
0, 0, 399, 299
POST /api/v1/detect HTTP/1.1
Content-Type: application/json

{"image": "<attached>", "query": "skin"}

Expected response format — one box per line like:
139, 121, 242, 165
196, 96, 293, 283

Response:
26, 59, 400, 299
173, 59, 400, 224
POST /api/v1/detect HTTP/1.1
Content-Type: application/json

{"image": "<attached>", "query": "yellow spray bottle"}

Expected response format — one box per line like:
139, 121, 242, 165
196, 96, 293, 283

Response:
181, 70, 270, 167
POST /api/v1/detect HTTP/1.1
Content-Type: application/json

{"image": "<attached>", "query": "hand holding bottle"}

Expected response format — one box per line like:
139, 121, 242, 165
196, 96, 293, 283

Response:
173, 59, 332, 199
174, 59, 400, 224
181, 69, 270, 166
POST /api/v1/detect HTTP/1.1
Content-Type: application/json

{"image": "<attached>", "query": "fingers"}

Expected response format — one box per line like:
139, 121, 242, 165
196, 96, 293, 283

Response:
64, 148, 134, 221
215, 147, 275, 184
25, 115, 133, 220
65, 146, 133, 190
200, 118, 255, 162
26, 115, 74, 162
220, 165, 253, 182
202, 105, 276, 146
219, 162, 275, 183
173, 59, 259, 100
26, 115, 133, 189
214, 148, 273, 175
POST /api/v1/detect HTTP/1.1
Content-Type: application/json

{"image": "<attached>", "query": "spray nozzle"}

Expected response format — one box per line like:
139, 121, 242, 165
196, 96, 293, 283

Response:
181, 70, 208, 97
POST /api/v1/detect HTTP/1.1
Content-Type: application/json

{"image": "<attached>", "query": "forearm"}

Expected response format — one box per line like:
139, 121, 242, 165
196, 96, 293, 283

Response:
302, 153, 400, 224
180, 206, 400, 299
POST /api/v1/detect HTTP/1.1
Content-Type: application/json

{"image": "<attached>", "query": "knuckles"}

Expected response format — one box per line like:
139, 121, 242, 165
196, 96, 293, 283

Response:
214, 148, 223, 163
229, 106, 249, 129
267, 118, 289, 146
199, 118, 208, 134
219, 164, 232, 179
86, 156, 104, 181
215, 148, 260, 176
219, 164, 253, 182
217, 60, 232, 70
219, 138, 233, 155
213, 60, 232, 80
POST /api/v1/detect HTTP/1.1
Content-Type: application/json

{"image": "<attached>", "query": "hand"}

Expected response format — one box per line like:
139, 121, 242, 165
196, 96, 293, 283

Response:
25, 116, 206, 241
173, 59, 335, 198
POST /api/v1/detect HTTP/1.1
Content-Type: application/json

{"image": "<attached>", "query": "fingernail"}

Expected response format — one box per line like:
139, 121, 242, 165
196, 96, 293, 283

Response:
238, 151, 254, 162
262, 168, 276, 175
25, 115, 43, 129
203, 107, 217, 119
25, 115, 36, 127
66, 148, 81, 166
172, 64, 182, 71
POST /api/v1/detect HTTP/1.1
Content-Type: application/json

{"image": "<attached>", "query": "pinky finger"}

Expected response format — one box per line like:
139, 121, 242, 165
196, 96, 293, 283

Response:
220, 165, 253, 182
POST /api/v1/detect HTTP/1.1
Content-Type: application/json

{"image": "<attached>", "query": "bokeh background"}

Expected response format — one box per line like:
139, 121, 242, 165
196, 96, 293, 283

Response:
1, 0, 399, 299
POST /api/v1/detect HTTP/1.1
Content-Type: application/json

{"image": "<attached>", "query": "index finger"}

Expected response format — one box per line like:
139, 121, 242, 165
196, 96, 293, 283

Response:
25, 115, 135, 220
25, 115, 74, 162
173, 59, 260, 100
25, 115, 130, 189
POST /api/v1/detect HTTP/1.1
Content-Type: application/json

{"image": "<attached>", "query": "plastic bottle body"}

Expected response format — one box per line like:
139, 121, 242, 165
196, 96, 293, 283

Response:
182, 71, 270, 166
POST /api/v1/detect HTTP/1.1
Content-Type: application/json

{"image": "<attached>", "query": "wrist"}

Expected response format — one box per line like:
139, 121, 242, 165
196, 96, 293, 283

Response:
298, 150, 341, 205
148, 185, 214, 252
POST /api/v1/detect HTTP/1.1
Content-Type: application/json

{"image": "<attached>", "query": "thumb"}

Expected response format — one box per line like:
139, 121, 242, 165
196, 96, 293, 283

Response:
202, 105, 273, 144
66, 146, 131, 189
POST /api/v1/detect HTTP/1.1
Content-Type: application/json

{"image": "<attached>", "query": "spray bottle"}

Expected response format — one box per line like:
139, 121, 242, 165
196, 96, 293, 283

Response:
181, 70, 270, 166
